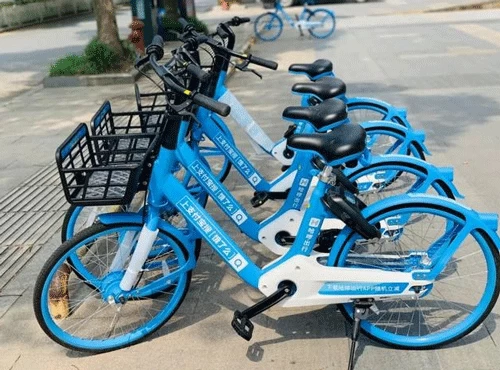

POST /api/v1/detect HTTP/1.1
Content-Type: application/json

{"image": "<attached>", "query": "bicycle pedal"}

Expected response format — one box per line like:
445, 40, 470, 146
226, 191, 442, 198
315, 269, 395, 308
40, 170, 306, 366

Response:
251, 192, 269, 208
231, 311, 254, 341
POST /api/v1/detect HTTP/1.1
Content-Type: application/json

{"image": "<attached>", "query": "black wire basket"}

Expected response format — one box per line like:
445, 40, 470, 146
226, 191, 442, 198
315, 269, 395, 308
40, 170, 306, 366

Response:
56, 122, 159, 206
91, 100, 166, 135
134, 83, 174, 112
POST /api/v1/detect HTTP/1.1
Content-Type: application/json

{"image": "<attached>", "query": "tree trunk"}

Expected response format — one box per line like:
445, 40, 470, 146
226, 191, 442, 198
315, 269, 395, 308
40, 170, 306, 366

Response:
93, 0, 125, 57
185, 0, 196, 18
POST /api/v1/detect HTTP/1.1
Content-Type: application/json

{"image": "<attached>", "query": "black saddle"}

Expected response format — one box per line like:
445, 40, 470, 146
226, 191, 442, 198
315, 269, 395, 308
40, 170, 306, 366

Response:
289, 59, 333, 79
282, 99, 347, 130
292, 76, 346, 101
287, 124, 366, 163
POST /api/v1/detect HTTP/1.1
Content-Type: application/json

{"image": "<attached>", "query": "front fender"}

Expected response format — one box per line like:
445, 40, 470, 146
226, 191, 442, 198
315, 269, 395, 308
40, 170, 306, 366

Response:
327, 194, 500, 266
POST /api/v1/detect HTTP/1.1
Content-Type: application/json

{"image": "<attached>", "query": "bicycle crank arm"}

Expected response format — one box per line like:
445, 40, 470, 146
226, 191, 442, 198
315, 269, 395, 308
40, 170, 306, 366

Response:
232, 281, 295, 341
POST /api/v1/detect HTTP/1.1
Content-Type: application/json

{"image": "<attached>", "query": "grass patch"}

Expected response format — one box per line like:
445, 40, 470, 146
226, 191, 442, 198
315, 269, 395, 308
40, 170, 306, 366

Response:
50, 39, 135, 77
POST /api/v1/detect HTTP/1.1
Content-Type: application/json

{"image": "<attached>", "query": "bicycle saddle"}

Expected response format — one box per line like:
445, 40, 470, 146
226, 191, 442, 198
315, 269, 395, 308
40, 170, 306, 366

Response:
289, 59, 333, 79
282, 98, 347, 130
287, 124, 366, 163
292, 76, 346, 100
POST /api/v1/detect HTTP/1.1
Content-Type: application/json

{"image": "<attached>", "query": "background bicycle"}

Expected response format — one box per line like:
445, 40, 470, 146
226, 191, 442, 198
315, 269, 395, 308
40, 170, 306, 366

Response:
254, 0, 336, 41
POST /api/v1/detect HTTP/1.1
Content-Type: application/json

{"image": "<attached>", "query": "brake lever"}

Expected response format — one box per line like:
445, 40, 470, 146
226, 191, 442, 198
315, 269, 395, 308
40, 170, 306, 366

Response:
235, 60, 263, 79
168, 100, 203, 127
249, 68, 263, 80
135, 55, 150, 69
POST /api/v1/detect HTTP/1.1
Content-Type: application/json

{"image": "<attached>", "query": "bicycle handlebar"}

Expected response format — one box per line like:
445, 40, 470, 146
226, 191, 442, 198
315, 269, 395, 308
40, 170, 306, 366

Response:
146, 35, 165, 60
186, 63, 210, 83
177, 17, 279, 70
191, 93, 230, 117
178, 17, 192, 32
140, 36, 231, 117
225, 16, 251, 26
248, 55, 278, 70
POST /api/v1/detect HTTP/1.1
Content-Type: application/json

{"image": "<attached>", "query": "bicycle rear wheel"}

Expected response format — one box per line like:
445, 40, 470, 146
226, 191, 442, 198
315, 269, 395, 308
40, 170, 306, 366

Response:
364, 126, 426, 160
34, 222, 191, 353
331, 199, 500, 349
347, 161, 454, 205
255, 12, 283, 41
348, 106, 387, 126
347, 101, 411, 129
307, 9, 335, 39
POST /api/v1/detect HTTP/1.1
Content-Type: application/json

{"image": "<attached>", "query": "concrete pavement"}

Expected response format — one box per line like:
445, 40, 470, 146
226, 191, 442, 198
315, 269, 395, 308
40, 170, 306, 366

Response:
0, 7, 133, 103
1, 3, 500, 370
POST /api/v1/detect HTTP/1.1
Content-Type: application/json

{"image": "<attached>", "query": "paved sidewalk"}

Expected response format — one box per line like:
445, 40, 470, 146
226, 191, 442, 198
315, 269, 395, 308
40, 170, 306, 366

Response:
1, 5, 500, 370
0, 7, 134, 104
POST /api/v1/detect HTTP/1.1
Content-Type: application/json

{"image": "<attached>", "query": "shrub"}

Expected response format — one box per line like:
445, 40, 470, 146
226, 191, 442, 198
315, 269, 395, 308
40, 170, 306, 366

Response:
84, 39, 121, 73
49, 39, 135, 76
50, 55, 90, 76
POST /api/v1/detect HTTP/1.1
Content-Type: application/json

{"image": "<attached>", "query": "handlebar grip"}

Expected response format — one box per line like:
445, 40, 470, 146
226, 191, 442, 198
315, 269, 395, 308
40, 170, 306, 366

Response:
192, 93, 231, 117
248, 55, 278, 70
178, 17, 192, 32
229, 16, 251, 26
146, 35, 165, 60
186, 63, 210, 83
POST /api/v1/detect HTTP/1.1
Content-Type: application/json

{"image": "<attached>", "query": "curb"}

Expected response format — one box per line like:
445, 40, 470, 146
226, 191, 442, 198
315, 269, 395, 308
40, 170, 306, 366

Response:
43, 31, 256, 88
0, 2, 130, 34
43, 68, 142, 88
0, 10, 92, 34
425, 0, 500, 13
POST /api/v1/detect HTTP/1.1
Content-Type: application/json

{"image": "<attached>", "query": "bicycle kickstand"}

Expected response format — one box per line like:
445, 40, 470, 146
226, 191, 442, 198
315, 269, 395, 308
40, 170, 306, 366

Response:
295, 15, 304, 37
348, 300, 373, 370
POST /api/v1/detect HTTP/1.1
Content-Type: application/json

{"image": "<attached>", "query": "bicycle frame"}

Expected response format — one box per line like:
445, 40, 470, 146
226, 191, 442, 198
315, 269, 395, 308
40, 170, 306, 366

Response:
112, 118, 439, 305
105, 113, 500, 308
172, 72, 454, 254
274, 1, 314, 30
292, 75, 416, 131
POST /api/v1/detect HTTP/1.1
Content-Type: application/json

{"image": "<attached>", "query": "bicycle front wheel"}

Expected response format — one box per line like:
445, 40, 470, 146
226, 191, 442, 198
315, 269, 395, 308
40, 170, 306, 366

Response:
307, 9, 336, 39
34, 222, 191, 353
331, 199, 500, 349
254, 12, 283, 41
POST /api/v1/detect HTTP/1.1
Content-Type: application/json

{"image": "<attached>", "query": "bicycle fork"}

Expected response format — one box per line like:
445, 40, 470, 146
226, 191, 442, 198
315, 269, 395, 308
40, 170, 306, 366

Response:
119, 225, 159, 291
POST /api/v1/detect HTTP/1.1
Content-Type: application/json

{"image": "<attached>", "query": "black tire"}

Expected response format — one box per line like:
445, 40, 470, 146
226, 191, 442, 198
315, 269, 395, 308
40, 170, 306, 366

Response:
34, 222, 192, 353
331, 201, 500, 349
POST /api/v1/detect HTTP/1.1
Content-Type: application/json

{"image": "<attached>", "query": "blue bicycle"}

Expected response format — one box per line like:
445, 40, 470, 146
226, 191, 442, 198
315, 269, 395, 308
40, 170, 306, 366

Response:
255, 0, 336, 41
34, 38, 500, 370
59, 33, 458, 257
